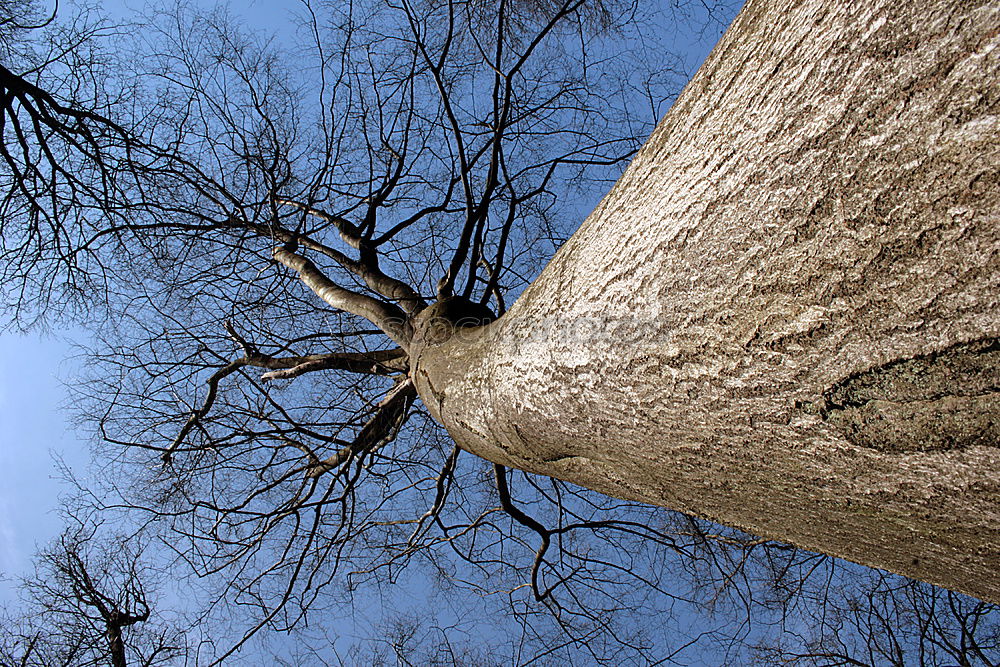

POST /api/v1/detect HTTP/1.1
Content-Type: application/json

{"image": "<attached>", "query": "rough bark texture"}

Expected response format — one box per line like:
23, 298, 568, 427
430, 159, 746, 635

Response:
410, 0, 1000, 602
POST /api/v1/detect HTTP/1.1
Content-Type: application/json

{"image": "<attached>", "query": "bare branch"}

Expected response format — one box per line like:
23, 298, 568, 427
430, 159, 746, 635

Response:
274, 198, 363, 249
272, 246, 411, 347
161, 360, 245, 464
305, 377, 416, 477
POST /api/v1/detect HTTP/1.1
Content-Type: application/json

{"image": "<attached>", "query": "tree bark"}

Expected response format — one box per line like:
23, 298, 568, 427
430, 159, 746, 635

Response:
410, 0, 1000, 602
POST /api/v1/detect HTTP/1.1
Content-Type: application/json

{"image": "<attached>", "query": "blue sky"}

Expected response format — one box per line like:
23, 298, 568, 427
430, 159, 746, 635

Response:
0, 331, 87, 599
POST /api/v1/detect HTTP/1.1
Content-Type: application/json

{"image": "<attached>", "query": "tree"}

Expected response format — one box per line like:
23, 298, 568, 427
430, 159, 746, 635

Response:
411, 0, 1000, 603
0, 0, 136, 325
1, 0, 997, 661
750, 569, 1000, 666
0, 519, 186, 667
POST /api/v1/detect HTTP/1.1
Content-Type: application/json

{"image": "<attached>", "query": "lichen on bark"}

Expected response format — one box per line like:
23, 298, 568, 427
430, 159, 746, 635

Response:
823, 338, 1000, 452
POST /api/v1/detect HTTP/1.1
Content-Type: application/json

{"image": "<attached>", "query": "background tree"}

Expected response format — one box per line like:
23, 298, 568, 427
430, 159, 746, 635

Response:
750, 569, 1000, 666
0, 517, 187, 667
0, 0, 139, 325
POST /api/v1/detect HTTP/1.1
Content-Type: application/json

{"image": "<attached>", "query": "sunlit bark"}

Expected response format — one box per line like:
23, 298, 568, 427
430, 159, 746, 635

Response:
412, 0, 1000, 603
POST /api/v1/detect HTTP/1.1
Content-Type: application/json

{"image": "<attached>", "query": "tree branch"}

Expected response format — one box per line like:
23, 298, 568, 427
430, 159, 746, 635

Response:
273, 201, 428, 315
272, 246, 411, 347
162, 360, 245, 464
494, 464, 553, 602
274, 198, 362, 249
304, 377, 416, 477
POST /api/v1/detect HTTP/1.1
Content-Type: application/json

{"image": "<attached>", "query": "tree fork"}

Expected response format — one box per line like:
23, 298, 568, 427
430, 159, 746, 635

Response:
411, 0, 1000, 602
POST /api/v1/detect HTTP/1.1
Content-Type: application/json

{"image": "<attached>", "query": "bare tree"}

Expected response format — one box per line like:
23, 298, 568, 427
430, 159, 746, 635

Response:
1, 0, 997, 663
0, 519, 186, 667
750, 567, 1000, 666
0, 0, 142, 325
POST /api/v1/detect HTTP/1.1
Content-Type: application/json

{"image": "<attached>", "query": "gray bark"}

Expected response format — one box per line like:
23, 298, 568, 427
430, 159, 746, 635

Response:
410, 0, 1000, 602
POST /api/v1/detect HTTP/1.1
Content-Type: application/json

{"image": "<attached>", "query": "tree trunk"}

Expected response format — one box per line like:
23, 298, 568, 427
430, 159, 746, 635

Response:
410, 0, 1000, 603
